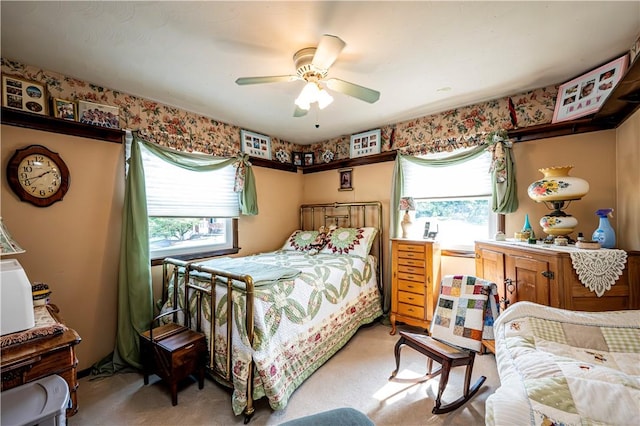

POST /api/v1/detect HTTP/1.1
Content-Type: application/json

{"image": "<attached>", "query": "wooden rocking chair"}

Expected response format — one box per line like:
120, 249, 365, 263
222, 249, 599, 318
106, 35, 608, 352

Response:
389, 275, 498, 414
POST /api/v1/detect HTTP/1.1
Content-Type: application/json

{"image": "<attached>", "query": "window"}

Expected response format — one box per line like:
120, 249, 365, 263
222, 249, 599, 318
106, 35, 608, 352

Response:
136, 141, 239, 261
401, 150, 496, 251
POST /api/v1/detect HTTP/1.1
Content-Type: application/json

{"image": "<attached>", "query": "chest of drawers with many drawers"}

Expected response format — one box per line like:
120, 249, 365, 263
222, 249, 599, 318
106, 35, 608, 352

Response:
390, 239, 441, 334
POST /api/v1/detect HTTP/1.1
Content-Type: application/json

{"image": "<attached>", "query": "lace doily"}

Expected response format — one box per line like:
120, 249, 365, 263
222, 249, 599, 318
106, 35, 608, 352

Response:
569, 249, 627, 297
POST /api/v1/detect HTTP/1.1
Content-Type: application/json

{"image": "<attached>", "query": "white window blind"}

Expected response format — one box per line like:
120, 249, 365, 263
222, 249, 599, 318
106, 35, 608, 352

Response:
401, 150, 492, 198
139, 143, 239, 217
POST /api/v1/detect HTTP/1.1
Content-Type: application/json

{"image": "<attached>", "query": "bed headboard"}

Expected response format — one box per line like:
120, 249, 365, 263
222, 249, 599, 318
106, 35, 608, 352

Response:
299, 201, 384, 295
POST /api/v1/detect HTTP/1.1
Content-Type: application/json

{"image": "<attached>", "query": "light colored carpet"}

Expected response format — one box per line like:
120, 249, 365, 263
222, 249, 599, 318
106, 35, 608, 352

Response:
72, 321, 498, 425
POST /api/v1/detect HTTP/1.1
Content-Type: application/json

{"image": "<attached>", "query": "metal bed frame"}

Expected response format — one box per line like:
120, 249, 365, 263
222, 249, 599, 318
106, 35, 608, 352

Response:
161, 201, 383, 422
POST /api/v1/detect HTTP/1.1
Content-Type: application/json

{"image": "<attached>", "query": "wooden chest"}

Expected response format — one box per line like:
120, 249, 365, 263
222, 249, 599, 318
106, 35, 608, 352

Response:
140, 323, 207, 406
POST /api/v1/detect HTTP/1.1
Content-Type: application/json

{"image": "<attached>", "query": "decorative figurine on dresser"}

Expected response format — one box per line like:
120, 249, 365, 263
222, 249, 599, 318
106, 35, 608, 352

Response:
390, 238, 442, 334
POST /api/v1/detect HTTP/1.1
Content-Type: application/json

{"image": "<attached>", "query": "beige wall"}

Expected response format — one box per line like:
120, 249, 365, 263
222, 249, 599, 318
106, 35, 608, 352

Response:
508, 130, 620, 244
1, 125, 124, 370
616, 108, 640, 251
2, 118, 634, 370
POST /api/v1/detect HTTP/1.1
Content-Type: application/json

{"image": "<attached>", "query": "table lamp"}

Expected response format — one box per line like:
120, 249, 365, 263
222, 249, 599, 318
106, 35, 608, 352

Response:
398, 197, 416, 238
0, 217, 35, 335
527, 166, 589, 238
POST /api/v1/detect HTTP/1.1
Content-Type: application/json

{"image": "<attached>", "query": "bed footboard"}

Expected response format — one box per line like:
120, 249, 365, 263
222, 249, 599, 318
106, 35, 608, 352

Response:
162, 257, 257, 421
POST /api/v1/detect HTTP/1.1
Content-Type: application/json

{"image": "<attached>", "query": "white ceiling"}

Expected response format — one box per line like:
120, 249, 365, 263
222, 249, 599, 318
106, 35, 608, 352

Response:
1, 1, 639, 145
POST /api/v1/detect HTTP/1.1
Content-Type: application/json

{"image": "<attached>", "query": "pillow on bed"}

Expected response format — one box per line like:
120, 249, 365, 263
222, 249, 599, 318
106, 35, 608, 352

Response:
320, 227, 377, 258
281, 230, 319, 252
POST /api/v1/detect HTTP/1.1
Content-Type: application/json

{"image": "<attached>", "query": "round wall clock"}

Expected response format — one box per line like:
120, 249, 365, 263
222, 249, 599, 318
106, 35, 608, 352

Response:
7, 144, 70, 207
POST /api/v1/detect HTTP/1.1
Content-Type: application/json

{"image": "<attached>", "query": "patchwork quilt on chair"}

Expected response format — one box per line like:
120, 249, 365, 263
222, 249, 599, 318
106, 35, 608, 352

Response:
430, 275, 499, 352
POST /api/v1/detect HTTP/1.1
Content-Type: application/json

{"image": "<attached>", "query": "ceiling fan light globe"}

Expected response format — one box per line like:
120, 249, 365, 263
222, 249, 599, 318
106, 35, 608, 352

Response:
294, 98, 311, 110
317, 89, 334, 109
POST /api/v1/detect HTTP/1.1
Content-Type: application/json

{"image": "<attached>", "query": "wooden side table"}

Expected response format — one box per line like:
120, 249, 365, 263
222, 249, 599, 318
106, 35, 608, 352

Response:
1, 306, 81, 417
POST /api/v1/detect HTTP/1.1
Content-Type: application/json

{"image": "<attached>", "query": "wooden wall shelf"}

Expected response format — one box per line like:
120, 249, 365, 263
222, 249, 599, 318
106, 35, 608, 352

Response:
1, 107, 124, 144
3, 58, 638, 162
302, 151, 397, 174
508, 58, 640, 143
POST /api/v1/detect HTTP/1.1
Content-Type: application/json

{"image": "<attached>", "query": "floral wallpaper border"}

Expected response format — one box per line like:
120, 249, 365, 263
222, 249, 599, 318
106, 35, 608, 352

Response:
1, 57, 557, 160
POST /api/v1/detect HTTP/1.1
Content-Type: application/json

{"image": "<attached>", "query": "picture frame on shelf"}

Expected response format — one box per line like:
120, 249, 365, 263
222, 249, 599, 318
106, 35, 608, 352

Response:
349, 128, 381, 158
1, 75, 48, 115
240, 129, 272, 160
338, 168, 353, 191
552, 54, 629, 123
292, 151, 303, 166
303, 152, 314, 166
52, 98, 77, 121
77, 100, 120, 128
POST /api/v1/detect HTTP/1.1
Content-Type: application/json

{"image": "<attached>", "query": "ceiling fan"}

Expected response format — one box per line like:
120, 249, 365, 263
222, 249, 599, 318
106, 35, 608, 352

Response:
235, 34, 380, 117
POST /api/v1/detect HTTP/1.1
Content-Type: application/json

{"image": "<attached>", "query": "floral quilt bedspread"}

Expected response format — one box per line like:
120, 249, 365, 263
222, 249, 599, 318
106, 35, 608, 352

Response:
486, 301, 640, 426
164, 250, 382, 415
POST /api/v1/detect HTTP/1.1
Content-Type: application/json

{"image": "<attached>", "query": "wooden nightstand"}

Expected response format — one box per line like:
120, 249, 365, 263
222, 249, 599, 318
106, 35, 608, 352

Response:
390, 238, 441, 334
1, 305, 81, 417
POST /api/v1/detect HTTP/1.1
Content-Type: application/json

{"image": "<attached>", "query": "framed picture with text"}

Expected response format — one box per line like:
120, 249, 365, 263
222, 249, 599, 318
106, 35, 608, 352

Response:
350, 129, 381, 159
552, 54, 629, 123
241, 129, 272, 160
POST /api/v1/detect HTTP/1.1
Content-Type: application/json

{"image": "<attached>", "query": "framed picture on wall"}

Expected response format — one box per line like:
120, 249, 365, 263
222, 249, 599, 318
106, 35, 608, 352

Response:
241, 129, 272, 160
552, 54, 629, 123
303, 152, 314, 166
292, 151, 303, 166
338, 168, 353, 191
1, 75, 48, 115
349, 129, 381, 158
77, 100, 120, 128
52, 98, 77, 121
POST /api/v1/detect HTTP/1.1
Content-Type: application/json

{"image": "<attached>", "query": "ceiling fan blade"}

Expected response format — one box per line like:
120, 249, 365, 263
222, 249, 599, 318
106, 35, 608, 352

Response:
235, 75, 299, 85
312, 34, 346, 71
326, 78, 380, 104
293, 106, 308, 117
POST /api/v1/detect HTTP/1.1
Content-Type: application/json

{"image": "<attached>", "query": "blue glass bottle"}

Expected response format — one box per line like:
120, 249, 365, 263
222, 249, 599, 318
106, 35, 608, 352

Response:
522, 214, 535, 239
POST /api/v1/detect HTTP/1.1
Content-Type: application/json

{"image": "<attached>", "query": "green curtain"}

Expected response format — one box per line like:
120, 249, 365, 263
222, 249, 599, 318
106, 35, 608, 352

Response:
386, 139, 517, 313
94, 132, 258, 374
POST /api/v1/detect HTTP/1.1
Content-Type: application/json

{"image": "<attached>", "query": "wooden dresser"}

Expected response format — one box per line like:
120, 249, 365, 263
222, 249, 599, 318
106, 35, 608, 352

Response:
1, 306, 81, 417
390, 238, 441, 334
475, 240, 639, 311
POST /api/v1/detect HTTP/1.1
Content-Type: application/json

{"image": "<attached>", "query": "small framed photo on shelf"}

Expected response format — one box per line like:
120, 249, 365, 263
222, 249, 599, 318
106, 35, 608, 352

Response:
552, 54, 629, 123
303, 152, 314, 166
1, 75, 47, 115
241, 129, 272, 160
338, 168, 353, 191
52, 98, 77, 121
77, 100, 120, 128
292, 151, 304, 166
350, 129, 381, 158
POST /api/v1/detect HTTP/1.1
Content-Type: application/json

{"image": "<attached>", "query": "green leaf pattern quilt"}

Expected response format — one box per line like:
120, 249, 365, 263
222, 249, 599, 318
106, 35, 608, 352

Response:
163, 250, 382, 415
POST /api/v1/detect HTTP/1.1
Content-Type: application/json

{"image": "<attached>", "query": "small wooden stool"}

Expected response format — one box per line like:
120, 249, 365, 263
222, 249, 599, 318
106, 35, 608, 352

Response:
140, 310, 207, 406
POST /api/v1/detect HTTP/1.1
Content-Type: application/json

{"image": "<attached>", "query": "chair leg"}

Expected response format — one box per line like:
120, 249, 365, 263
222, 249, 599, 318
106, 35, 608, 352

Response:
433, 359, 452, 412
389, 336, 406, 379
